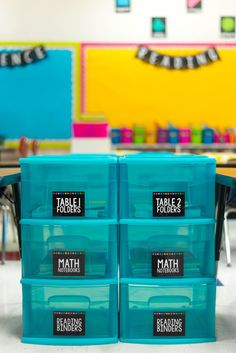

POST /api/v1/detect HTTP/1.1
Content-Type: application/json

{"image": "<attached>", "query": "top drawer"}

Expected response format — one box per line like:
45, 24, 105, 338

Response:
119, 154, 216, 219
20, 154, 118, 219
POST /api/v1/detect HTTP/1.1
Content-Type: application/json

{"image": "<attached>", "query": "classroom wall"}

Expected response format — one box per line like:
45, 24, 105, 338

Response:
1, 0, 236, 139
0, 0, 235, 43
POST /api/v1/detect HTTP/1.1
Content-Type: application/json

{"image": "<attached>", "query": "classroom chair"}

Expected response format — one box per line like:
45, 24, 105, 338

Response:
0, 187, 17, 264
223, 187, 236, 267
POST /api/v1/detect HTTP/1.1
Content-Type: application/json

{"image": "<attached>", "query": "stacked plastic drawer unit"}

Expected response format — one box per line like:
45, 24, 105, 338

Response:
119, 153, 216, 344
20, 154, 118, 345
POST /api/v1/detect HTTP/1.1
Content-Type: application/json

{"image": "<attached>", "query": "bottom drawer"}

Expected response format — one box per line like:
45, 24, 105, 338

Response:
120, 278, 216, 344
21, 279, 118, 345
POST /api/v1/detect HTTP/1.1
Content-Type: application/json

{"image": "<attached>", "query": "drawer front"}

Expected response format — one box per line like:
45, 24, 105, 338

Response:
119, 160, 215, 219
21, 162, 117, 219
22, 280, 118, 344
120, 279, 216, 343
21, 220, 118, 280
120, 221, 215, 278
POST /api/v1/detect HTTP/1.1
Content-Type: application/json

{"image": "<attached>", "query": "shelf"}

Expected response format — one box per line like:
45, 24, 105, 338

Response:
112, 143, 236, 152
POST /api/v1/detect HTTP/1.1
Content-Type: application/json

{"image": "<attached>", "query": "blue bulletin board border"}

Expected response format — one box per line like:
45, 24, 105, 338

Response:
0, 42, 80, 144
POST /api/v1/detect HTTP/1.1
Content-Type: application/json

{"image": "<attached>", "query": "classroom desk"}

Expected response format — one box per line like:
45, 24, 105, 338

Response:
0, 160, 20, 168
0, 168, 21, 255
0, 147, 17, 160
215, 168, 236, 262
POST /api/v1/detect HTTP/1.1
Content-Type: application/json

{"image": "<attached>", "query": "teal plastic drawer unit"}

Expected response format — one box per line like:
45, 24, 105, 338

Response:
119, 154, 216, 219
20, 154, 118, 219
21, 278, 118, 345
120, 278, 216, 344
21, 219, 117, 279
120, 219, 215, 278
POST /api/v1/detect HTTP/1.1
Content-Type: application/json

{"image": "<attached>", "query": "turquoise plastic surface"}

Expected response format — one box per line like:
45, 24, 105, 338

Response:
21, 278, 118, 345
119, 154, 216, 219
120, 219, 215, 278
21, 219, 117, 279
120, 278, 216, 344
20, 155, 118, 219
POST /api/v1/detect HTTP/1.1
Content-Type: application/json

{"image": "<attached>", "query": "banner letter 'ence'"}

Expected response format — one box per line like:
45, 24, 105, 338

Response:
34, 45, 47, 60
10, 52, 22, 66
0, 45, 47, 68
0, 53, 9, 67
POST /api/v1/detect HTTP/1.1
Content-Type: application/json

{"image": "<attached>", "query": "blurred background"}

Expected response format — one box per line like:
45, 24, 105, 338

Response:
0, 0, 236, 165
1, 1, 236, 352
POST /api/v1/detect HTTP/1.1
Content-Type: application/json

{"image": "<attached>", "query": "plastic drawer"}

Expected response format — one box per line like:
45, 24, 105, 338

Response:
120, 219, 215, 278
119, 154, 215, 219
20, 154, 118, 219
120, 278, 216, 344
21, 278, 118, 345
21, 219, 117, 279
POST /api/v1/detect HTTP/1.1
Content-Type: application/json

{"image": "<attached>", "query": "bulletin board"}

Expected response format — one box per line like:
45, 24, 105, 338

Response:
81, 44, 236, 128
0, 42, 80, 140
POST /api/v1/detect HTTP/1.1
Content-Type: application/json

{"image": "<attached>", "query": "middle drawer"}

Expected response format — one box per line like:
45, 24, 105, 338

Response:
120, 219, 215, 278
21, 219, 118, 279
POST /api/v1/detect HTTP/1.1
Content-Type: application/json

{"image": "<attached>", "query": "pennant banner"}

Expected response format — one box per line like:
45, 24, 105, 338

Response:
0, 45, 47, 68
136, 46, 220, 70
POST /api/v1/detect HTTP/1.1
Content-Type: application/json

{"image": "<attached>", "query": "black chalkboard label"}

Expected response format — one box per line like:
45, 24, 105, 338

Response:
153, 312, 185, 336
53, 311, 85, 336
53, 251, 85, 276
52, 192, 85, 216
152, 252, 184, 277
153, 192, 185, 217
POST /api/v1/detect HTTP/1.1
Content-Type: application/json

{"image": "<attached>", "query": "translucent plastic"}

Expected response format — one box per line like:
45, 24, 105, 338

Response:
119, 154, 216, 219
21, 220, 117, 279
20, 154, 118, 219
120, 219, 215, 278
22, 279, 118, 345
120, 278, 216, 344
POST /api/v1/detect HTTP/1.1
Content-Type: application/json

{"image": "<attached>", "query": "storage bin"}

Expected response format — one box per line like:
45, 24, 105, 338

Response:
120, 278, 216, 344
133, 125, 145, 144
157, 128, 168, 143
191, 128, 202, 144
229, 130, 236, 143
146, 128, 156, 144
120, 219, 215, 278
203, 128, 214, 144
121, 128, 133, 143
168, 127, 179, 144
119, 154, 215, 219
71, 138, 111, 154
179, 128, 191, 144
214, 131, 220, 143
222, 132, 230, 143
21, 219, 117, 279
21, 278, 118, 345
72, 122, 109, 138
20, 154, 117, 219
111, 128, 121, 144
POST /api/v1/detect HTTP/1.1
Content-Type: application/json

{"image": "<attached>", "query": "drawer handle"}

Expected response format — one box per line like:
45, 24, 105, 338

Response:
148, 295, 191, 309
47, 235, 88, 246
48, 295, 90, 309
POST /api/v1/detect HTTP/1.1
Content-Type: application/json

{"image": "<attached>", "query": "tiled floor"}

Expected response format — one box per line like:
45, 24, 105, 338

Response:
0, 222, 236, 353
